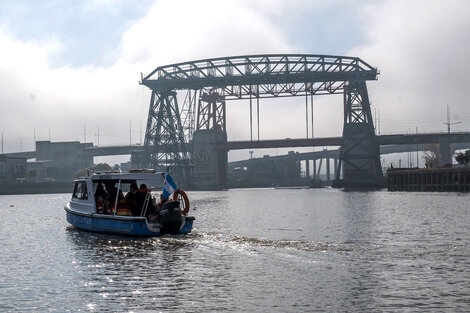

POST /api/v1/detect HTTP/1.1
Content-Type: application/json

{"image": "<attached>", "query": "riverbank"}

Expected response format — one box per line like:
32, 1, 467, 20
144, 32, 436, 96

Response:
388, 167, 470, 192
0, 182, 72, 195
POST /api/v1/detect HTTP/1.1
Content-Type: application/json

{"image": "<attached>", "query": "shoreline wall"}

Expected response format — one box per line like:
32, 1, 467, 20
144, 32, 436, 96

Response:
388, 167, 470, 192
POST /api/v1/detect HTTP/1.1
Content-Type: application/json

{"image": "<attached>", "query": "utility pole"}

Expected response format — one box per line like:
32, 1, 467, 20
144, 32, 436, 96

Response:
96, 125, 100, 147
34, 127, 36, 150
444, 104, 461, 134
249, 89, 253, 142
48, 129, 51, 141
305, 88, 308, 139
83, 124, 86, 143
444, 104, 461, 165
257, 95, 260, 141
416, 127, 419, 168
129, 120, 132, 145
1, 131, 3, 154
311, 93, 314, 140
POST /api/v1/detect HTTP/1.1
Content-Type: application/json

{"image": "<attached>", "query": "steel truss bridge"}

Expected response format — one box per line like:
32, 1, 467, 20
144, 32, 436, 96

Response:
141, 54, 381, 187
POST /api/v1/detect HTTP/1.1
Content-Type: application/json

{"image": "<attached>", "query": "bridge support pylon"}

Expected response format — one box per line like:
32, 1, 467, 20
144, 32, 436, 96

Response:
334, 80, 384, 188
142, 89, 190, 182
192, 130, 228, 189
191, 89, 228, 189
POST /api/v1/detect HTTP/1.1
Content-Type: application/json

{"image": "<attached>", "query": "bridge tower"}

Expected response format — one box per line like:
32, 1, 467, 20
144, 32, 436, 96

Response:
142, 89, 190, 182
335, 80, 383, 187
192, 89, 228, 188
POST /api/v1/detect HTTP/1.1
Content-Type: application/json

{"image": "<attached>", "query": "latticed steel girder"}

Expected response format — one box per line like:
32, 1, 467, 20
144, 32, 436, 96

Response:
141, 54, 378, 99
143, 90, 189, 171
336, 80, 382, 184
196, 89, 226, 131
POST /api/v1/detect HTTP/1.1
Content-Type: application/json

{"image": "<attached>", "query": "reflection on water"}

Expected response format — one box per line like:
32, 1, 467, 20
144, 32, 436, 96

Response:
1, 190, 470, 312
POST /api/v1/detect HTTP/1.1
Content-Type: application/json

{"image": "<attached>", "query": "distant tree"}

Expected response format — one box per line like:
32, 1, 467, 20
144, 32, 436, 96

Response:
424, 143, 455, 167
423, 144, 440, 168
75, 163, 112, 177
455, 149, 470, 166
455, 152, 465, 165
75, 169, 88, 178
94, 163, 112, 172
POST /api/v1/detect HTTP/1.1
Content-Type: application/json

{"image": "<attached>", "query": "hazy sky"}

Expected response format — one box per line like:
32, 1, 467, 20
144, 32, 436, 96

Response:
1, 0, 470, 164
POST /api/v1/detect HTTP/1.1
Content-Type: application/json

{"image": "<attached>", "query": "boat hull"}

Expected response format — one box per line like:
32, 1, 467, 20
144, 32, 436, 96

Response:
65, 206, 194, 237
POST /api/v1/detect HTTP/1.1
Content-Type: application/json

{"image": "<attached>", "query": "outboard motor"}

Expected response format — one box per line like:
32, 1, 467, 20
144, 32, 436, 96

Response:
159, 200, 183, 235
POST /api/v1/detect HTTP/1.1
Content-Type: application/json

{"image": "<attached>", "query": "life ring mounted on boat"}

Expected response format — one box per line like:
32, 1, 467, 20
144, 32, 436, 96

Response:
172, 189, 190, 216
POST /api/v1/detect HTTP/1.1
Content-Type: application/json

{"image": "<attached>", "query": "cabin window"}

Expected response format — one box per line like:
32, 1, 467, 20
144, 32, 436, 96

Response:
72, 181, 88, 200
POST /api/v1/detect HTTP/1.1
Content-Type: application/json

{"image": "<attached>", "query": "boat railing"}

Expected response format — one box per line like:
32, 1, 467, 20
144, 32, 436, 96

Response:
141, 191, 152, 217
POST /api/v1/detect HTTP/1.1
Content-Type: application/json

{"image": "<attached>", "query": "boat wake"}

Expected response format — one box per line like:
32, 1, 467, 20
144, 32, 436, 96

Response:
180, 232, 383, 254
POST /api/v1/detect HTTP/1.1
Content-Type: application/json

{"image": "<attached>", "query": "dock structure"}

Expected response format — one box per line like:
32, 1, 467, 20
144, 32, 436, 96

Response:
387, 167, 470, 192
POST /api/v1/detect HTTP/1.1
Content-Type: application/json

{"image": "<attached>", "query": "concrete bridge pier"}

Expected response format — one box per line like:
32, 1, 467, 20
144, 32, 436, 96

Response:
440, 141, 451, 166
326, 157, 331, 182
334, 158, 338, 179
192, 129, 228, 189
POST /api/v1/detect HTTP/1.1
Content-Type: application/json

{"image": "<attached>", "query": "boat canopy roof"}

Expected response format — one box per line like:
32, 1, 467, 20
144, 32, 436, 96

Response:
86, 172, 165, 181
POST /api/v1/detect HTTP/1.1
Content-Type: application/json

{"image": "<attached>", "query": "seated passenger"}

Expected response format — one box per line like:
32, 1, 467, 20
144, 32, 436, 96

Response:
95, 183, 108, 200
116, 200, 130, 216
96, 196, 106, 214
157, 194, 168, 208
95, 183, 108, 213
135, 184, 154, 219
125, 183, 139, 216
147, 194, 167, 222
104, 183, 126, 215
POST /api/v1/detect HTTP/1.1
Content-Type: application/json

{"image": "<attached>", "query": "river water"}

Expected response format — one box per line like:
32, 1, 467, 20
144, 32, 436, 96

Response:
0, 188, 469, 312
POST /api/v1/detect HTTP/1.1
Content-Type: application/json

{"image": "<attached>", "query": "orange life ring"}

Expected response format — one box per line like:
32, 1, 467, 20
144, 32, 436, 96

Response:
173, 189, 190, 216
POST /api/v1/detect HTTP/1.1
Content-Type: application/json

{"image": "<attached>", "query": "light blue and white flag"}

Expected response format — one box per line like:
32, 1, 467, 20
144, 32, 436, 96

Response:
162, 173, 178, 199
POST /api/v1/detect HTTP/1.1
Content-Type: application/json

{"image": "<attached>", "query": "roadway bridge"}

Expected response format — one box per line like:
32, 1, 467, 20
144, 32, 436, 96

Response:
228, 142, 470, 184
6, 132, 470, 164
218, 132, 470, 150
83, 144, 144, 157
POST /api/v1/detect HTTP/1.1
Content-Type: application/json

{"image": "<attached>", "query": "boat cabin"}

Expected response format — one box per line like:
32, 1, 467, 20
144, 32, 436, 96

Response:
70, 172, 164, 217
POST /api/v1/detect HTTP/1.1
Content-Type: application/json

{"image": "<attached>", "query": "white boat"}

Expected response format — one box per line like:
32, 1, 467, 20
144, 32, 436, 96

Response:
64, 171, 194, 236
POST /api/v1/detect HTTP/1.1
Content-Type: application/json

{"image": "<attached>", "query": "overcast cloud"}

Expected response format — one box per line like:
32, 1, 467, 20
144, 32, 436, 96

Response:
0, 0, 469, 163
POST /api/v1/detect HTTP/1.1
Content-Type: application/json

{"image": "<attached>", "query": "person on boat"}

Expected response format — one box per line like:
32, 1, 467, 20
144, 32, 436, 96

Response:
95, 183, 108, 200
125, 182, 140, 216
134, 184, 159, 221
146, 192, 171, 222
132, 184, 149, 216
157, 193, 168, 208
104, 182, 124, 215
94, 183, 108, 214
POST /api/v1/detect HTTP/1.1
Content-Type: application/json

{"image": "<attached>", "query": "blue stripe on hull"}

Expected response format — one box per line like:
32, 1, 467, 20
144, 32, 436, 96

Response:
66, 210, 159, 236
66, 211, 193, 237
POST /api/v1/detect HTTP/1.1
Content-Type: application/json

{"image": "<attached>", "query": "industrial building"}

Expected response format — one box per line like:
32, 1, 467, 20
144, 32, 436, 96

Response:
0, 155, 27, 182
32, 141, 94, 182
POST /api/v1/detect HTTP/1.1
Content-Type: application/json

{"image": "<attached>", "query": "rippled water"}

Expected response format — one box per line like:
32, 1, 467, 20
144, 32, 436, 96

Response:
1, 189, 469, 312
